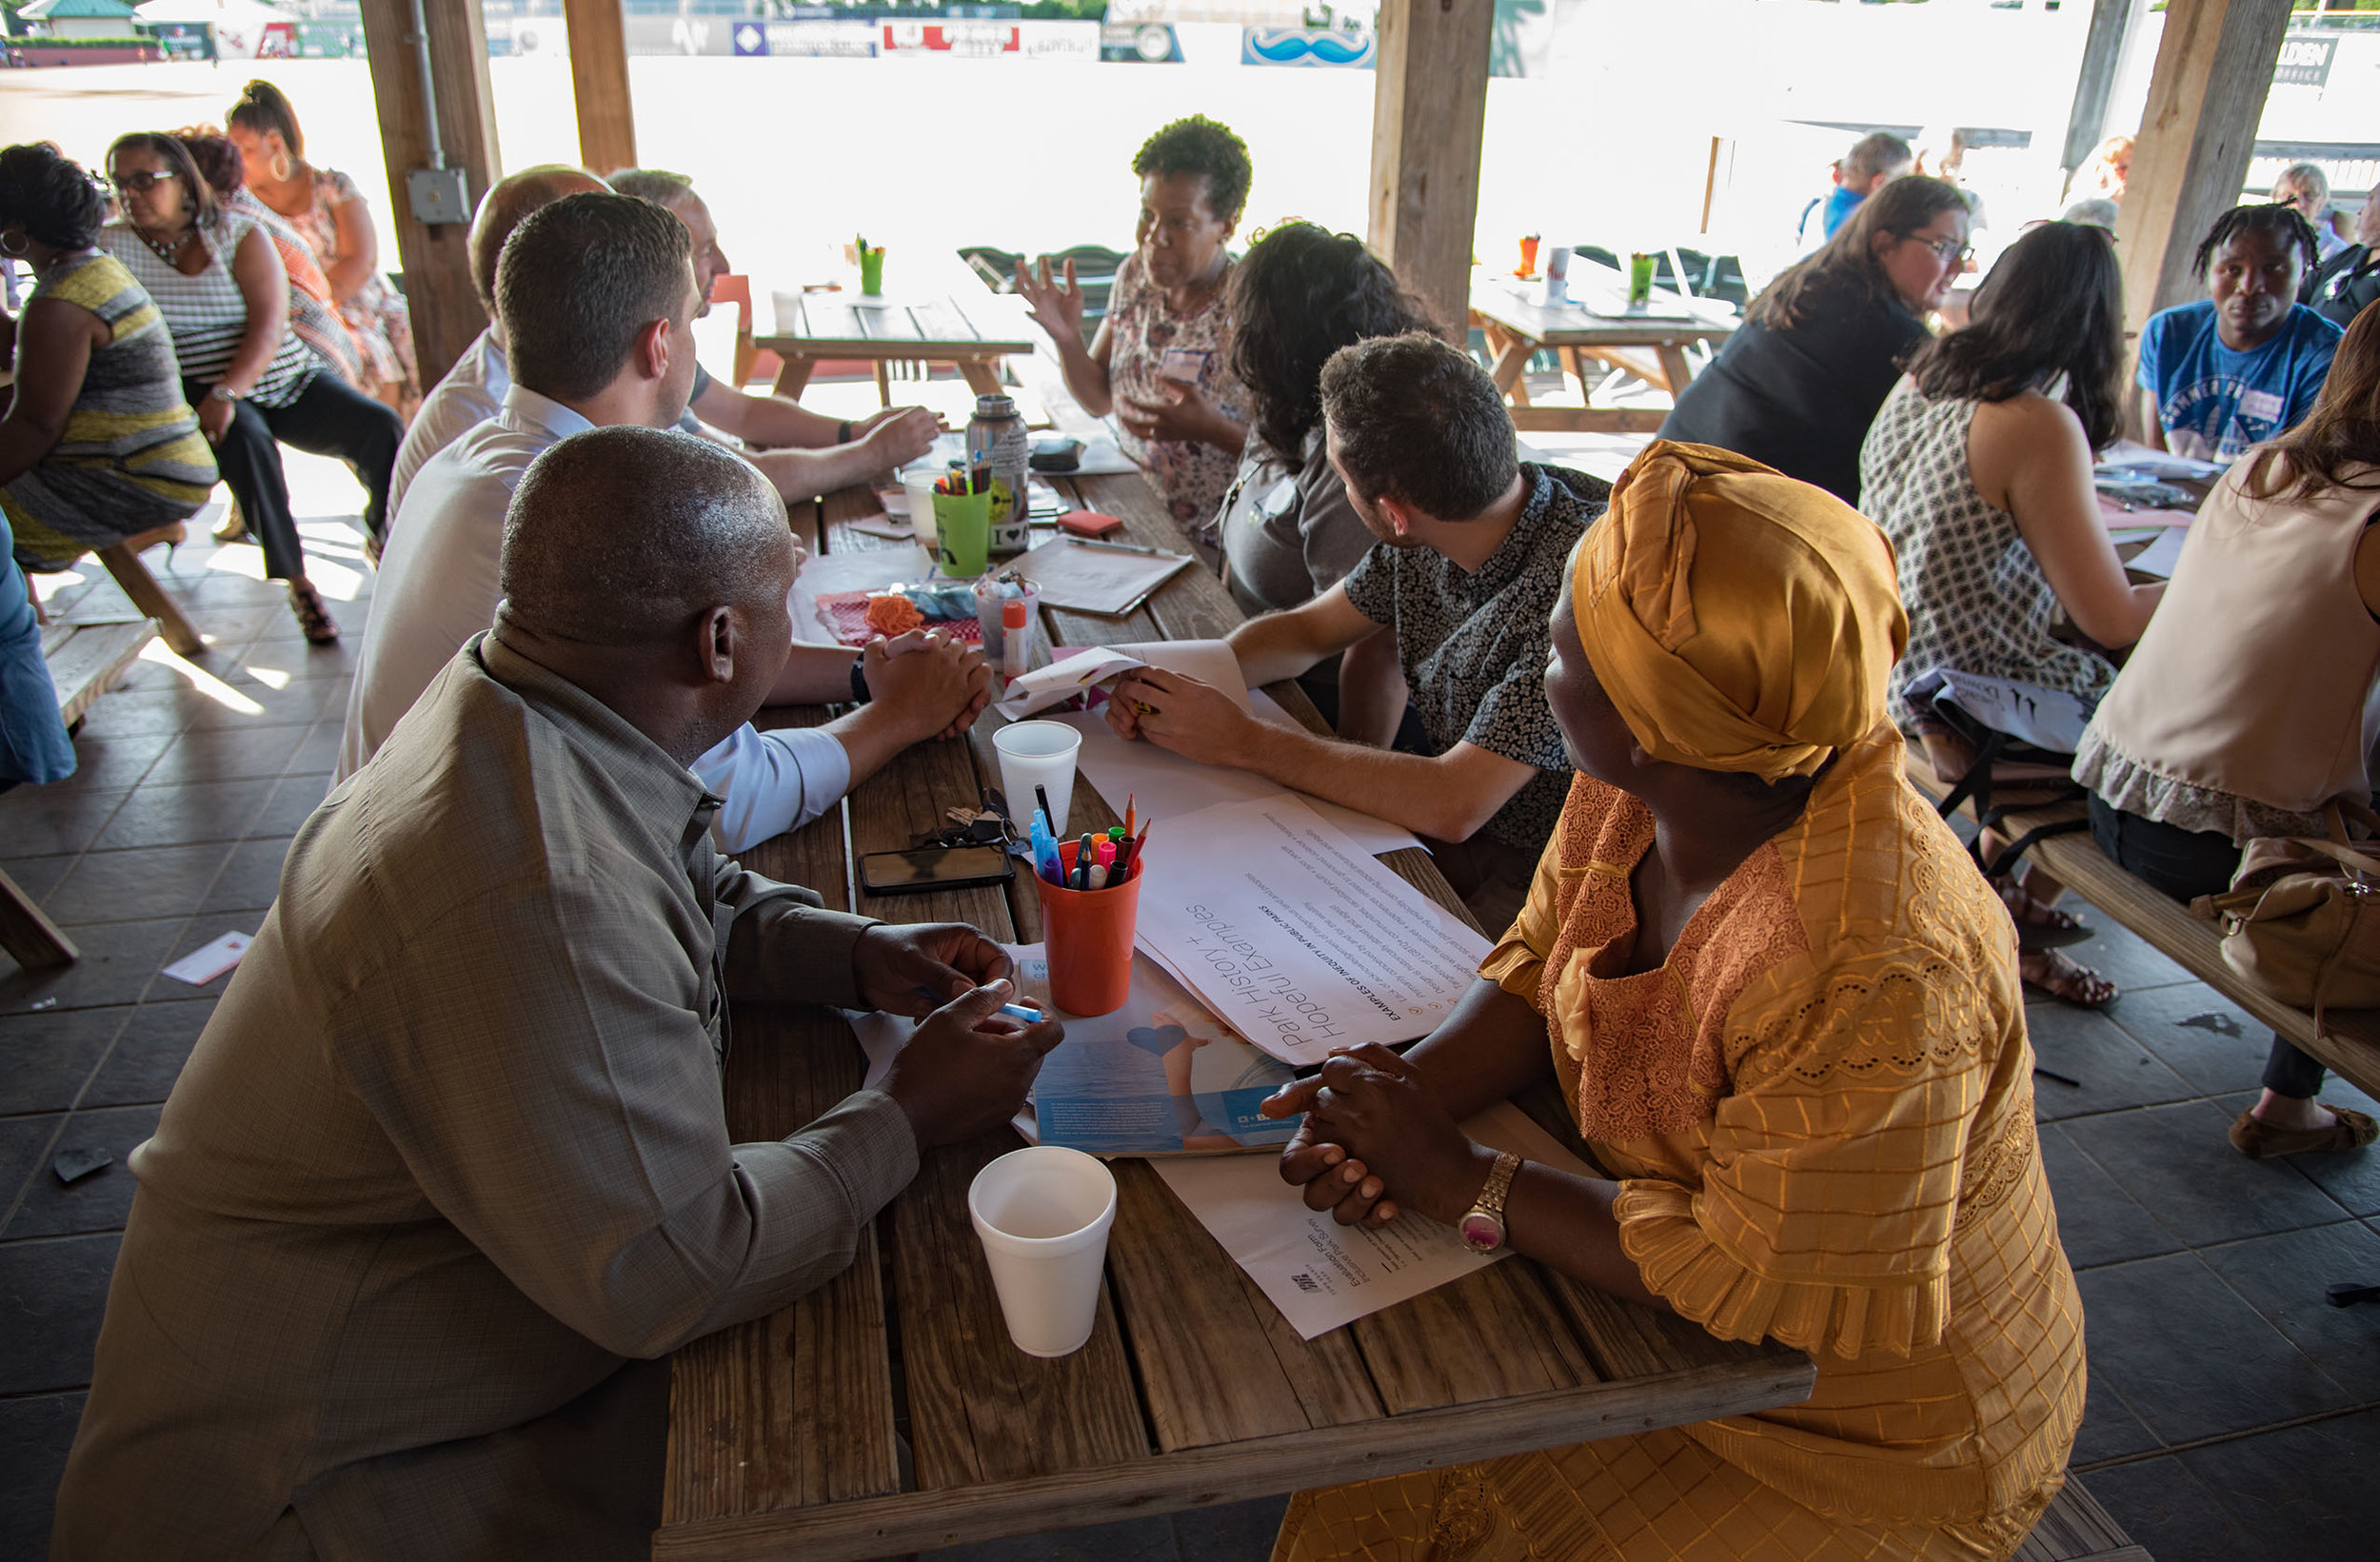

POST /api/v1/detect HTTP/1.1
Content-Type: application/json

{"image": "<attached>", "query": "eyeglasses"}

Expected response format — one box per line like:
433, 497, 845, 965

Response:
1920, 236, 1974, 266
108, 170, 179, 193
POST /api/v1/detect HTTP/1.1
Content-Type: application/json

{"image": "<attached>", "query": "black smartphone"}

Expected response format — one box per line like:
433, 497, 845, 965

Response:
858, 843, 1016, 895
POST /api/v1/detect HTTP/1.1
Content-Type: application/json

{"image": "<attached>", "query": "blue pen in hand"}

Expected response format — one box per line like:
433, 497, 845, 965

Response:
910, 982, 1042, 1024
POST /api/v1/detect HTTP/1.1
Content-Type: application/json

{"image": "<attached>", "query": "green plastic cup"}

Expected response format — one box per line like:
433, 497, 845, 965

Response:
1627, 251, 1656, 306
933, 487, 993, 577
859, 246, 885, 296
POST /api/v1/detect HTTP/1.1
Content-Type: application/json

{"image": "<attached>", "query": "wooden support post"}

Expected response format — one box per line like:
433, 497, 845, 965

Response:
1366, 0, 1495, 336
2060, 0, 2137, 175
563, 0, 637, 175
357, 0, 502, 389
2115, 0, 2294, 340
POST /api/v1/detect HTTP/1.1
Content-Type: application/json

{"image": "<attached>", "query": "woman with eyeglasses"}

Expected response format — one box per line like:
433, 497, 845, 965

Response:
0, 143, 218, 783
1660, 175, 1973, 505
98, 131, 403, 643
1861, 221, 2164, 1008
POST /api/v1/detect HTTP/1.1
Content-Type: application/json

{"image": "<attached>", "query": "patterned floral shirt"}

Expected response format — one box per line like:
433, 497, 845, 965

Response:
1105, 250, 1248, 536
1339, 463, 1608, 853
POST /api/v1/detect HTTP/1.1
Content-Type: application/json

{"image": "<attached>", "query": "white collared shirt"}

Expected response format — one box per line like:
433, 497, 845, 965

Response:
341, 385, 848, 848
387, 326, 509, 519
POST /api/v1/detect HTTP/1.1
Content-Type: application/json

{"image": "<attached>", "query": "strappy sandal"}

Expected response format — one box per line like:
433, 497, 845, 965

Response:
288, 583, 339, 645
1998, 877, 2093, 951
212, 504, 249, 544
2229, 1104, 2378, 1158
2020, 948, 2117, 1008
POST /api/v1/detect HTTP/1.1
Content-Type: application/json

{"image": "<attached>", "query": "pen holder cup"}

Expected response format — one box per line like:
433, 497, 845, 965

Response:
1035, 840, 1141, 1017
933, 487, 994, 577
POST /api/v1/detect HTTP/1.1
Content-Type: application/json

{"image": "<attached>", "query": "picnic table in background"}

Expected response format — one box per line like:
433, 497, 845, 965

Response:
652, 466, 1815, 1560
1469, 261, 1738, 435
758, 282, 1036, 406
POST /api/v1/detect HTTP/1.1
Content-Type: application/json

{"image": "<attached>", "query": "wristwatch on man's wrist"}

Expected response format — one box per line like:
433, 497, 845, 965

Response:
208, 384, 241, 405
848, 655, 872, 704
1458, 1151, 1522, 1254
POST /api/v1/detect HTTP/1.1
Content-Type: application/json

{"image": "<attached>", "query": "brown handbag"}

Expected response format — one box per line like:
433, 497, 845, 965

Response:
2192, 802, 2380, 1026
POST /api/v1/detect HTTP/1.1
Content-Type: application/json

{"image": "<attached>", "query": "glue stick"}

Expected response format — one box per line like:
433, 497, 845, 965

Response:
1002, 598, 1029, 682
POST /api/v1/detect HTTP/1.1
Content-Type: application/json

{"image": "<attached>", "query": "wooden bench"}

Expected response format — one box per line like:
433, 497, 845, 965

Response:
1, 615, 160, 972
1902, 748, 2380, 1102
2016, 1473, 2152, 1561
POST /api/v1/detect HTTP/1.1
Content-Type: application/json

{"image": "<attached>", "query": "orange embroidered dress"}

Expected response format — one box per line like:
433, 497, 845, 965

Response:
1275, 727, 2084, 1561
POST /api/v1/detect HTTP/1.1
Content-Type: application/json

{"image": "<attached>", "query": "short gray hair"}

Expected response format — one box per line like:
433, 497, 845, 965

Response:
605, 167, 697, 208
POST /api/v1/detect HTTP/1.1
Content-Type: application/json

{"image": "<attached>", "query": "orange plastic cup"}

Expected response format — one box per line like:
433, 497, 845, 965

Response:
1034, 840, 1142, 1017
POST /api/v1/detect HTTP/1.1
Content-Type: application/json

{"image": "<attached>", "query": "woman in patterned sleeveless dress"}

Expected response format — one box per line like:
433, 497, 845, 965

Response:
1260, 443, 2082, 1561
228, 80, 417, 415
0, 144, 217, 783
1858, 221, 2165, 1009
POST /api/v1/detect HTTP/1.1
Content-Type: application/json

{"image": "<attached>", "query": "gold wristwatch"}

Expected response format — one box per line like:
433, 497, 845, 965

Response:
1458, 1151, 1522, 1254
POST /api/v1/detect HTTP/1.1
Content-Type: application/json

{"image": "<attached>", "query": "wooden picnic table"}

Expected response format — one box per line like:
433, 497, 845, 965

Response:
1470, 262, 1738, 436
759, 286, 1037, 407
655, 469, 1815, 1560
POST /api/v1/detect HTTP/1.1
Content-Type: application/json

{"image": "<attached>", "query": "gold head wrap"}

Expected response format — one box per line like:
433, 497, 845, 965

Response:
1573, 440, 1907, 781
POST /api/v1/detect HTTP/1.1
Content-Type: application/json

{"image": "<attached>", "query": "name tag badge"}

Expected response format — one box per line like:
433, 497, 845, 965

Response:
1253, 475, 1299, 524
2240, 388, 2286, 424
1159, 347, 1208, 386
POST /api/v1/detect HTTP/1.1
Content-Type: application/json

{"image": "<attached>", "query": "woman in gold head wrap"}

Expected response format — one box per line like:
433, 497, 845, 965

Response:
1261, 442, 2083, 1561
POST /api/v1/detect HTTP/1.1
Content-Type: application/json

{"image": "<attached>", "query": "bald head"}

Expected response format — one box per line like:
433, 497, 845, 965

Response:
469, 164, 607, 312
501, 426, 791, 646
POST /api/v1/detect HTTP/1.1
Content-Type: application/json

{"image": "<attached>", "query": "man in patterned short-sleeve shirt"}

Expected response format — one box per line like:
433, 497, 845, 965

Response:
1109, 333, 1608, 930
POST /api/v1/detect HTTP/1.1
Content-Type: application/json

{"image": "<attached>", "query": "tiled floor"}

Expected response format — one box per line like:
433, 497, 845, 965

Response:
7, 480, 2380, 1560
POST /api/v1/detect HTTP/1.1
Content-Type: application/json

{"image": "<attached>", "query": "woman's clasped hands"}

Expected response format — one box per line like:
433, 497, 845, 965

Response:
1259, 1043, 1497, 1231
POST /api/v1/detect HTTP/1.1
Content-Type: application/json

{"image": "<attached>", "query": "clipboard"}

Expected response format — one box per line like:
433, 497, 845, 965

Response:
1009, 535, 1194, 617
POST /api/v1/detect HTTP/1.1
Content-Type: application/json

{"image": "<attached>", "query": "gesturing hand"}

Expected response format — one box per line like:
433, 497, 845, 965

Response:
851, 922, 1012, 1017
1118, 381, 1218, 445
1260, 1045, 1493, 1227
881, 979, 1065, 1149
1014, 256, 1087, 351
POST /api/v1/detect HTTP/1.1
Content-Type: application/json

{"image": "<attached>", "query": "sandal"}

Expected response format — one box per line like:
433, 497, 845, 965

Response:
212, 507, 249, 544
1998, 878, 2093, 950
2229, 1104, 2378, 1158
288, 583, 339, 645
2020, 948, 2117, 1008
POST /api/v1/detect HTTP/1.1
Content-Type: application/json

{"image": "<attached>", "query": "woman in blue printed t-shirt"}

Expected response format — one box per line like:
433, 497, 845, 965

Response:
2137, 203, 2345, 463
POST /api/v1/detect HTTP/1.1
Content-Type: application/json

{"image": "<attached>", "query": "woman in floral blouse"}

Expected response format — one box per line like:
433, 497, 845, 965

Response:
1015, 115, 1252, 540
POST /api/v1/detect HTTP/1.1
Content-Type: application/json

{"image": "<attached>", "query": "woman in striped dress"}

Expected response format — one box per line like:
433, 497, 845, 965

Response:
99, 132, 402, 643
0, 144, 218, 783
176, 127, 362, 391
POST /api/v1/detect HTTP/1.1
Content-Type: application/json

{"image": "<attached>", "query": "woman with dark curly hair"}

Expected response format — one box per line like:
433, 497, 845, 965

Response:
0, 143, 217, 783
1214, 222, 1435, 603
1015, 114, 1253, 529
98, 130, 403, 642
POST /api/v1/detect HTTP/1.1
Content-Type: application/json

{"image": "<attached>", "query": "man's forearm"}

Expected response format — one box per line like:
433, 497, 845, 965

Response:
750, 442, 890, 504
822, 702, 931, 789
1229, 612, 1358, 689
1220, 724, 1492, 841
737, 393, 842, 451
769, 643, 862, 705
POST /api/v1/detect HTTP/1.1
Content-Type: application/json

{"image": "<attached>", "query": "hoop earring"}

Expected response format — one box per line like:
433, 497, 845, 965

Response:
0, 230, 29, 258
270, 151, 293, 184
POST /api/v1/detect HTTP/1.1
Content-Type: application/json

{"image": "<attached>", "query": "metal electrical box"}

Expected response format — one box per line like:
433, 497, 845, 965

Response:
406, 167, 471, 226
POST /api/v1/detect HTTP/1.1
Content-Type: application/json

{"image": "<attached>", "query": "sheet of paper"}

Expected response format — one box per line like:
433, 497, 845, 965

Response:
162, 930, 252, 986
1056, 699, 1420, 858
995, 638, 1253, 722
2096, 440, 2227, 482
1009, 535, 1193, 617
1151, 1101, 1593, 1338
2126, 527, 2190, 579
1134, 794, 1489, 1064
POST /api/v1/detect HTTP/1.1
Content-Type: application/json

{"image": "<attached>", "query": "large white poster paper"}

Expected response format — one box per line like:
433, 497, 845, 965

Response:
1134, 795, 1489, 1064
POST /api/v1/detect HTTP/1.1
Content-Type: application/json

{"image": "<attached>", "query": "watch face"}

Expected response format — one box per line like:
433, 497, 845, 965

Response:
1459, 1211, 1504, 1254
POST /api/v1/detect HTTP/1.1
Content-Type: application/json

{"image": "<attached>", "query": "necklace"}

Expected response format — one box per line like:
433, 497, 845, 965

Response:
133, 225, 192, 266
